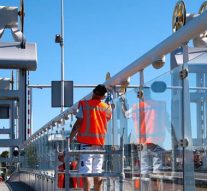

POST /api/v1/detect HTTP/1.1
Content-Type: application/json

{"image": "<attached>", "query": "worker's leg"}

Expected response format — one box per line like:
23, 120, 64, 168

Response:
92, 146, 104, 191
83, 177, 91, 191
94, 177, 103, 191
78, 144, 93, 191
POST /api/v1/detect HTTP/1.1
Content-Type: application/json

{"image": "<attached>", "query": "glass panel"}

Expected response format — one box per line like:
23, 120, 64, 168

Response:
182, 60, 195, 191
20, 117, 72, 178
110, 65, 184, 191
187, 52, 207, 191
18, 51, 207, 191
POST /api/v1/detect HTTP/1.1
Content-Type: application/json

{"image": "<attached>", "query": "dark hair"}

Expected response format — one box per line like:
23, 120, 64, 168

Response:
93, 84, 107, 96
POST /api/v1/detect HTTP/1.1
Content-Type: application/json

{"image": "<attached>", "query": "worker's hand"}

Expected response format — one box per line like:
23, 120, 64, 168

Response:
72, 108, 78, 115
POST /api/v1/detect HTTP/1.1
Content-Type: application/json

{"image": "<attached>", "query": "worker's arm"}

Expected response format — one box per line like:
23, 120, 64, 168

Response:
106, 104, 112, 121
70, 101, 83, 142
70, 118, 82, 141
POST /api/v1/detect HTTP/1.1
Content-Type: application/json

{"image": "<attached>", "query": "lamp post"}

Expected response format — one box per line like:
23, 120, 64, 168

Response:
55, 0, 64, 112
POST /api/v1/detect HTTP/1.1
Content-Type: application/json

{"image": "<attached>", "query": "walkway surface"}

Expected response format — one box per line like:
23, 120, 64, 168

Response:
6, 181, 36, 191
0, 182, 10, 191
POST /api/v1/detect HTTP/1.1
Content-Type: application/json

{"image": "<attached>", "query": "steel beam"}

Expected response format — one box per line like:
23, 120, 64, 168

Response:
0, 139, 21, 147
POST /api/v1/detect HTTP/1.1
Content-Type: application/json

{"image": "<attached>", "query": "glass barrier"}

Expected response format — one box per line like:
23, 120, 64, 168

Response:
187, 52, 207, 191
19, 57, 207, 190
20, 122, 71, 177
20, 66, 184, 190
106, 65, 184, 190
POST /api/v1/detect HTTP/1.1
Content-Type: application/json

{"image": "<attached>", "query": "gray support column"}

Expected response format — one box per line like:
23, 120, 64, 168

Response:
10, 101, 15, 140
18, 69, 27, 143
196, 73, 206, 147
112, 91, 118, 146
205, 75, 207, 146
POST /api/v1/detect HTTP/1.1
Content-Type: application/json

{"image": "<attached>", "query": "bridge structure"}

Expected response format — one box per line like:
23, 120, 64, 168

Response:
0, 1, 207, 191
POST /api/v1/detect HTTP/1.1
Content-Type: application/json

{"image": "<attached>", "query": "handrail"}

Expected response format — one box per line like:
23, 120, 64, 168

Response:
22, 11, 207, 147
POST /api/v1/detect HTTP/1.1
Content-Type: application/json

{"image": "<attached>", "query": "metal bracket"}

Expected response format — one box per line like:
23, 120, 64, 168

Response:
179, 68, 188, 79
137, 144, 143, 151
133, 143, 143, 151
111, 103, 115, 109
137, 90, 143, 99
178, 138, 189, 147
115, 77, 130, 95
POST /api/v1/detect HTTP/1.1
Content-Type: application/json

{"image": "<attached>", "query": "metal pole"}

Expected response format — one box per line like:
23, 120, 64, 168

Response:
182, 44, 195, 191
139, 70, 144, 191
60, 0, 64, 112
28, 84, 140, 89
119, 129, 125, 191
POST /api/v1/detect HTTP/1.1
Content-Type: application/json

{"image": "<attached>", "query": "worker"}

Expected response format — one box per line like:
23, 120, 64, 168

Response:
57, 152, 83, 189
70, 84, 112, 191
57, 152, 65, 189
70, 159, 83, 188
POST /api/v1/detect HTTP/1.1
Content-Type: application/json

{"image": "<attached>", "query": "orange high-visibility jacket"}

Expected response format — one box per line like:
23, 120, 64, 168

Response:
132, 100, 166, 144
77, 99, 112, 145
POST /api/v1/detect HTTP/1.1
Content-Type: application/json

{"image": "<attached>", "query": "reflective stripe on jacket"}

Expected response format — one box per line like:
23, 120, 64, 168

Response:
77, 99, 112, 145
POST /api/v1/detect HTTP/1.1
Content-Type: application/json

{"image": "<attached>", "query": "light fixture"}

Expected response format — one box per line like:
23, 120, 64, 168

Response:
55, 34, 62, 43
152, 56, 165, 69
13, 146, 19, 157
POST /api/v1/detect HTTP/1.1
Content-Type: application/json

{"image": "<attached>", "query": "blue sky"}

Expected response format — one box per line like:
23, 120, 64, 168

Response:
0, 0, 205, 134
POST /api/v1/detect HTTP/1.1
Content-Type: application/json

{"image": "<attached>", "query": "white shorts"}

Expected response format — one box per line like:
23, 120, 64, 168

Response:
78, 144, 104, 174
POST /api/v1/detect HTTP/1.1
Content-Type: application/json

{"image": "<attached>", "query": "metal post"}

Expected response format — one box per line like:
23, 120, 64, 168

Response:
182, 44, 195, 191
112, 90, 116, 146
60, 0, 65, 112
65, 151, 70, 191
139, 70, 144, 191
119, 129, 125, 191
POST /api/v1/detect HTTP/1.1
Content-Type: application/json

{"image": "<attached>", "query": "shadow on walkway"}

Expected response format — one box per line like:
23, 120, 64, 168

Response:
7, 181, 36, 191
